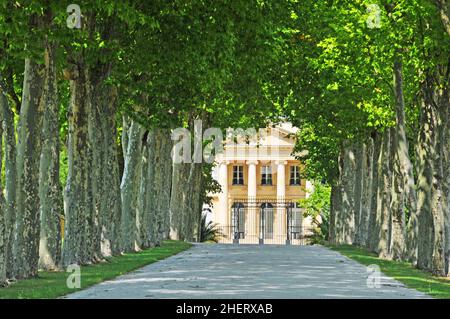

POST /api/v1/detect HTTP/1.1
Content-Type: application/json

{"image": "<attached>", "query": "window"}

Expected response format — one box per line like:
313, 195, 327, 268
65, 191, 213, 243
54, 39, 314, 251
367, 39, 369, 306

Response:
261, 165, 272, 185
232, 166, 244, 185
290, 165, 301, 185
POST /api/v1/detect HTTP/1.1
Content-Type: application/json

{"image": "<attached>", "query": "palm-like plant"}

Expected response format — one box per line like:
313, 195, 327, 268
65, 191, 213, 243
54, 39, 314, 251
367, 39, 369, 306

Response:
199, 213, 222, 243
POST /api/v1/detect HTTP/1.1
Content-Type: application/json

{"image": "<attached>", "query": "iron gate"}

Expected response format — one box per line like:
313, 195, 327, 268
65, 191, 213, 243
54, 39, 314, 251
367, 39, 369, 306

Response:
286, 203, 303, 243
220, 197, 309, 245
259, 203, 274, 243
231, 203, 245, 242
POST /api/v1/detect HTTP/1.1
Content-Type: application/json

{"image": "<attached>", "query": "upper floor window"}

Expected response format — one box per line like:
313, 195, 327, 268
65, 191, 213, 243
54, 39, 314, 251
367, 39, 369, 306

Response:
261, 165, 272, 185
232, 165, 244, 185
290, 165, 301, 185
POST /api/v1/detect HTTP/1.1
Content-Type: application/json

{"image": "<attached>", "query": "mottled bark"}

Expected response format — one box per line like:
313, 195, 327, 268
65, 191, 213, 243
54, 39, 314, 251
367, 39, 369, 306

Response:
100, 87, 122, 255
136, 132, 149, 249
170, 163, 191, 240
367, 133, 381, 252
328, 182, 340, 244
140, 131, 156, 248
161, 131, 173, 240
191, 164, 204, 242
88, 78, 112, 261
63, 61, 92, 267
120, 120, 144, 252
355, 139, 372, 246
152, 131, 163, 245
376, 128, 392, 258
13, 58, 45, 278
359, 138, 374, 246
341, 141, 356, 244
154, 130, 170, 245
416, 75, 446, 275
122, 115, 129, 159
435, 0, 450, 37
39, 42, 63, 270
0, 108, 7, 285
353, 143, 364, 246
430, 79, 447, 276
390, 149, 406, 260
0, 86, 17, 278
181, 164, 195, 242
331, 148, 345, 244
444, 89, 450, 275
181, 162, 204, 242
389, 57, 412, 261
169, 163, 181, 240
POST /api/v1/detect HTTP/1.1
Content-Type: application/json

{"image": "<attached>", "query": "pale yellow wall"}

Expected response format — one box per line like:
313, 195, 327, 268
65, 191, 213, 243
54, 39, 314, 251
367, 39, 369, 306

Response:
226, 160, 306, 199
209, 124, 311, 242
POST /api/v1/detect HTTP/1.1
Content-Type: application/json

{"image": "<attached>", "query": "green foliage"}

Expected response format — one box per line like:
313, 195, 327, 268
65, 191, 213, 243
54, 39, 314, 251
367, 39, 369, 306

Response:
59, 147, 68, 187
200, 163, 221, 208
299, 181, 331, 243
280, 0, 449, 187
199, 212, 222, 243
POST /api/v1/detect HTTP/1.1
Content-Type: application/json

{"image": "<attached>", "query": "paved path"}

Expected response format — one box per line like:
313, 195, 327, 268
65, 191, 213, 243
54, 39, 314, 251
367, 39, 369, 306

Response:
66, 244, 428, 299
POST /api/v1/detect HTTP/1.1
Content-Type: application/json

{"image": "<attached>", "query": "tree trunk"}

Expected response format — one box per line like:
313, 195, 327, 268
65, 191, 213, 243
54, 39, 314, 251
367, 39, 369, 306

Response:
0, 108, 7, 286
13, 58, 45, 278
179, 162, 203, 242
39, 42, 63, 270
328, 182, 340, 244
181, 163, 196, 242
341, 141, 356, 244
154, 129, 173, 245
153, 130, 164, 245
88, 76, 114, 261
331, 147, 345, 244
161, 130, 173, 240
353, 142, 364, 246
100, 87, 122, 255
140, 130, 156, 248
0, 86, 17, 279
389, 57, 412, 261
120, 120, 144, 252
435, 0, 450, 37
122, 115, 129, 159
358, 140, 373, 247
136, 132, 149, 249
192, 164, 204, 241
63, 61, 92, 267
390, 146, 406, 260
183, 163, 203, 242
170, 163, 191, 240
416, 75, 446, 275
443, 79, 450, 276
367, 132, 381, 252
376, 128, 391, 258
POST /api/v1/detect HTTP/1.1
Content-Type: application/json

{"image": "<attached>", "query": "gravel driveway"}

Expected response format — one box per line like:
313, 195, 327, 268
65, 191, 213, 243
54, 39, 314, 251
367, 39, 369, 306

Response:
66, 243, 428, 299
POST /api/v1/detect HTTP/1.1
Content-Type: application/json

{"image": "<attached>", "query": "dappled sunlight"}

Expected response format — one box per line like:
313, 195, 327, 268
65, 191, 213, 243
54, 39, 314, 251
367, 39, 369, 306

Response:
67, 244, 428, 299
331, 245, 450, 298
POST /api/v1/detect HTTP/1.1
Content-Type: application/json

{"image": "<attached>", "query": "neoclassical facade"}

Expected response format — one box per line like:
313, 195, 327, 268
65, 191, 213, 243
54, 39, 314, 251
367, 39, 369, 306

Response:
210, 123, 313, 245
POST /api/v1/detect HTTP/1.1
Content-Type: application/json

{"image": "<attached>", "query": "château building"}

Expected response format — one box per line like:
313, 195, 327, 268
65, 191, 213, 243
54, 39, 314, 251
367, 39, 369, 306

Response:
209, 123, 313, 245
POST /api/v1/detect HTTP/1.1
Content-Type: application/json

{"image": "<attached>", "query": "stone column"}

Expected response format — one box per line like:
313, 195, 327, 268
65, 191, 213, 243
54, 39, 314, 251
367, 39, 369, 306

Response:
276, 161, 287, 244
247, 160, 258, 243
218, 161, 229, 236
276, 161, 287, 198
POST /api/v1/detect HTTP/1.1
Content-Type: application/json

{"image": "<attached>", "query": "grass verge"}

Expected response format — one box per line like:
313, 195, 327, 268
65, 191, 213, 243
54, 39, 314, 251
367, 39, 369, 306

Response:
0, 240, 192, 299
329, 244, 450, 299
